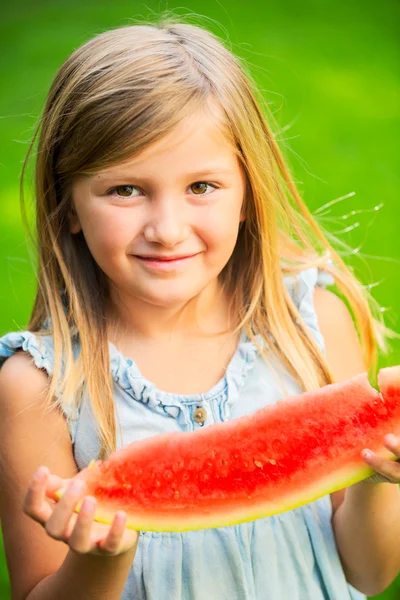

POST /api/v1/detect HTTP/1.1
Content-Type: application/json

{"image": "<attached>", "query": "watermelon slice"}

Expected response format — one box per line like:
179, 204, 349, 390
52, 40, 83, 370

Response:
55, 366, 400, 532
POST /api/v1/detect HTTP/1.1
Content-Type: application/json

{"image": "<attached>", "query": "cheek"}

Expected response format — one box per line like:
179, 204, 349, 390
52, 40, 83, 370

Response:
200, 206, 241, 251
79, 208, 132, 261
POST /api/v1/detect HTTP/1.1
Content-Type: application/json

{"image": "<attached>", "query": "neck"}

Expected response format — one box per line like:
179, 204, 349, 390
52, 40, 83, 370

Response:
106, 280, 233, 343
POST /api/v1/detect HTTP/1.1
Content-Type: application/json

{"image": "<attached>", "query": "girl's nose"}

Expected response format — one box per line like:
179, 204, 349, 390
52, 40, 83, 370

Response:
143, 200, 191, 247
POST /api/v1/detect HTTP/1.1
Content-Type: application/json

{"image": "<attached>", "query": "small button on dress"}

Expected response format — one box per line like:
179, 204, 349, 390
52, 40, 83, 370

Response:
193, 406, 207, 424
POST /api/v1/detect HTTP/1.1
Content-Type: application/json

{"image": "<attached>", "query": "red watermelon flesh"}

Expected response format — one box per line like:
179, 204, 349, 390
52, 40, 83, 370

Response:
55, 366, 400, 532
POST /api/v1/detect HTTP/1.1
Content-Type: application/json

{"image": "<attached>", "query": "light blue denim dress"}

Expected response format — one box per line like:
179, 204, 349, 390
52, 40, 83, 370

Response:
0, 267, 366, 600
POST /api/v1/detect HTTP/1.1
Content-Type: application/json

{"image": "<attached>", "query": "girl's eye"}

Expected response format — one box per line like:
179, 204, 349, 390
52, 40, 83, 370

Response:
110, 185, 139, 198
108, 182, 218, 199
190, 182, 217, 195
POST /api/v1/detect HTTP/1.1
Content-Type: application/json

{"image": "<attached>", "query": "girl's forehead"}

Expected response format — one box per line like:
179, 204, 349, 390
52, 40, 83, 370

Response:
96, 164, 236, 181
90, 113, 239, 181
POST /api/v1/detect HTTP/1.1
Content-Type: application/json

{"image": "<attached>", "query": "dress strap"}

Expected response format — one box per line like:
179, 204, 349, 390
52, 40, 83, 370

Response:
284, 266, 335, 353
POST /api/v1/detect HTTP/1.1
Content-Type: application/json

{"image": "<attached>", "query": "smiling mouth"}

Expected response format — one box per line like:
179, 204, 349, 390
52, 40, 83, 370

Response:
134, 252, 200, 261
135, 254, 199, 261
133, 253, 200, 271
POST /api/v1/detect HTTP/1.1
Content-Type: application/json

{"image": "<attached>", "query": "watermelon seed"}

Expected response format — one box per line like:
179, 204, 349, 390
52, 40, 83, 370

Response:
267, 459, 277, 465
222, 460, 228, 466
174, 491, 180, 500
254, 460, 263, 469
155, 480, 161, 488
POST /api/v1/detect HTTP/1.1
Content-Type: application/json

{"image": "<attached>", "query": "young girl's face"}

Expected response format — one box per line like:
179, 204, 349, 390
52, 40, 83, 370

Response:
70, 108, 246, 312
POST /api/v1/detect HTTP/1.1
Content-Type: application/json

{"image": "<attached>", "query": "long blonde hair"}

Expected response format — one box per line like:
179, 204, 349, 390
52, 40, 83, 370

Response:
21, 16, 396, 458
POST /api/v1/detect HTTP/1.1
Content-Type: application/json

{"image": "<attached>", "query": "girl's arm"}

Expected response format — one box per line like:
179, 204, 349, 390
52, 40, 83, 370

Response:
26, 550, 137, 600
315, 287, 400, 596
332, 477, 400, 596
0, 351, 138, 600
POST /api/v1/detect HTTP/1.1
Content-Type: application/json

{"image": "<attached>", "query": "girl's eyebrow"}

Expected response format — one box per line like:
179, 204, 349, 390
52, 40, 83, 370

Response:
94, 167, 235, 182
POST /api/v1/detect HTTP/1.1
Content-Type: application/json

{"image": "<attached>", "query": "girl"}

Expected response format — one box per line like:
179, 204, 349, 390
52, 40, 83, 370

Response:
0, 17, 399, 600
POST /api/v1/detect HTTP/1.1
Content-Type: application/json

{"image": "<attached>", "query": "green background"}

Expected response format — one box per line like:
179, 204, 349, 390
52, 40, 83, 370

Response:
0, 0, 399, 598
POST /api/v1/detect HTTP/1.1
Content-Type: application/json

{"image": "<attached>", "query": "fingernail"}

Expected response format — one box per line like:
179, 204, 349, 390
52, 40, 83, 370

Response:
386, 434, 397, 445
82, 497, 95, 511
33, 467, 47, 481
362, 450, 373, 459
116, 511, 126, 523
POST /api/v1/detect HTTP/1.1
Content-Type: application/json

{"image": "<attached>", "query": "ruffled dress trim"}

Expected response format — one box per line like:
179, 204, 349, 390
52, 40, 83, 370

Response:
0, 330, 55, 375
109, 328, 260, 422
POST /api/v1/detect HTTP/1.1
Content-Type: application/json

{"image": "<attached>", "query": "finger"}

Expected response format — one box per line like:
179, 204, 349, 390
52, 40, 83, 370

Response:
23, 466, 53, 525
45, 478, 87, 541
384, 434, 400, 458
362, 449, 400, 484
74, 462, 101, 482
45, 474, 73, 499
49, 465, 98, 502
97, 511, 127, 555
68, 496, 97, 554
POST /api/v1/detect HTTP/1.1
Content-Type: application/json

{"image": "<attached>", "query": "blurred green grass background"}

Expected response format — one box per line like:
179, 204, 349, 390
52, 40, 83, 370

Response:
0, 0, 399, 598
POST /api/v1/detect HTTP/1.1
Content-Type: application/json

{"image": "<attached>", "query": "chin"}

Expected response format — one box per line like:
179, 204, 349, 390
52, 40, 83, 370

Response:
137, 283, 206, 308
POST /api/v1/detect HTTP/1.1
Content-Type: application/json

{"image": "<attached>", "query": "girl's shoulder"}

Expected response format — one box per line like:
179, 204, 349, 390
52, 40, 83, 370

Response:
0, 329, 77, 406
0, 329, 80, 443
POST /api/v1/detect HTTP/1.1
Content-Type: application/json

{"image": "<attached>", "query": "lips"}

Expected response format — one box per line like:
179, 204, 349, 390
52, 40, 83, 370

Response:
135, 254, 198, 261
133, 253, 200, 272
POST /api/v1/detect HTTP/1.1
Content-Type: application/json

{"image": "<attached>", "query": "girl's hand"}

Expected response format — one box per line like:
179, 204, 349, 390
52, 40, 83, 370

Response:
23, 466, 140, 556
361, 434, 400, 484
